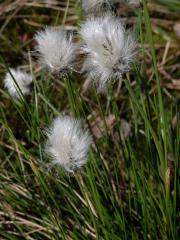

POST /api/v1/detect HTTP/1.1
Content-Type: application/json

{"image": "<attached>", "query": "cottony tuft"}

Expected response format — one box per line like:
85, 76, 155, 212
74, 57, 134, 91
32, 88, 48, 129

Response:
45, 116, 92, 172
80, 14, 136, 91
35, 27, 77, 75
4, 68, 32, 98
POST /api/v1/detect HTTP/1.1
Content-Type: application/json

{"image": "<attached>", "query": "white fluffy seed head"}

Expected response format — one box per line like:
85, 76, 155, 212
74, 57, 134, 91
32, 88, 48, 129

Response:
80, 15, 136, 92
35, 27, 77, 75
4, 68, 32, 98
45, 116, 92, 172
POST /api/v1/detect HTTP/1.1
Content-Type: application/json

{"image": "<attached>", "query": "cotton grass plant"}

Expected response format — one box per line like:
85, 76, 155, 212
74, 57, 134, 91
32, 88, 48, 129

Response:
4, 68, 32, 99
0, 0, 179, 239
35, 27, 77, 76
80, 14, 137, 92
45, 116, 92, 172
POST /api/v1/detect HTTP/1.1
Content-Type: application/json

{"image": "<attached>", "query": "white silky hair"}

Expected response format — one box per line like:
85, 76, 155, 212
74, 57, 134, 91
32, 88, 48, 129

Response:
80, 14, 136, 92
45, 116, 92, 172
4, 68, 32, 98
35, 27, 77, 75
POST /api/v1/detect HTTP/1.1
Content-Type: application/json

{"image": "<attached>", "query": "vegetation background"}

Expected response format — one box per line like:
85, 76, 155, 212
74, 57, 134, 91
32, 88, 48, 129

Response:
0, 0, 179, 239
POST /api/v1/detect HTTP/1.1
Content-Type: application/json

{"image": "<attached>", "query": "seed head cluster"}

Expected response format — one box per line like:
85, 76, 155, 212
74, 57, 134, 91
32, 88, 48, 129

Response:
80, 15, 136, 91
4, 68, 32, 98
3, 1, 139, 172
35, 27, 77, 75
45, 116, 92, 172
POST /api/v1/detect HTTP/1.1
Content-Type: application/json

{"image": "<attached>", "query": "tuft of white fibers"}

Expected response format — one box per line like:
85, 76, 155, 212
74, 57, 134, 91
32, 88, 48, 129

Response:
35, 27, 77, 75
4, 68, 32, 98
80, 15, 137, 92
45, 116, 92, 172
